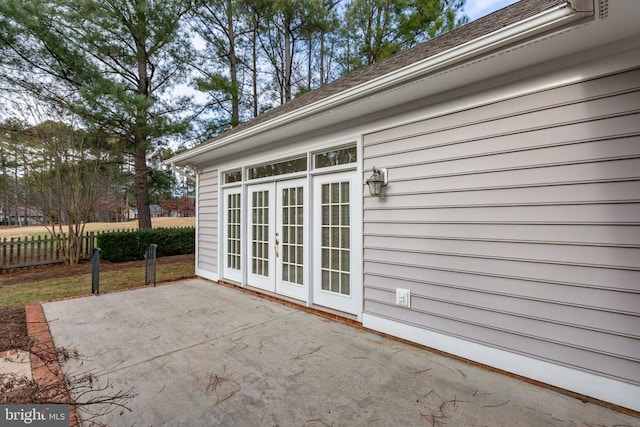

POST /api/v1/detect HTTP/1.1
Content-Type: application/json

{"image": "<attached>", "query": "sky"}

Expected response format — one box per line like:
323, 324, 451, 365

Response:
463, 0, 520, 21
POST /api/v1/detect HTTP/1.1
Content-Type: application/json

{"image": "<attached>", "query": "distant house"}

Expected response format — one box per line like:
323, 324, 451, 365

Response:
127, 205, 163, 220
150, 205, 162, 218
0, 206, 44, 226
169, 0, 640, 411
127, 207, 137, 220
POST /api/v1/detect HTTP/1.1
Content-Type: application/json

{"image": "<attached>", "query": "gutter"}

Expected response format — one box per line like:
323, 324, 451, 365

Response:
169, 2, 589, 166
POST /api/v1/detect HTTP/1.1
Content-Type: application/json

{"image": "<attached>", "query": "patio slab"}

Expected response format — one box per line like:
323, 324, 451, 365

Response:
43, 279, 639, 426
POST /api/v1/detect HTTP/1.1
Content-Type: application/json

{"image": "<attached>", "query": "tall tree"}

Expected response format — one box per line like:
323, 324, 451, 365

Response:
240, 0, 275, 116
192, 0, 246, 135
298, 0, 340, 91
259, 0, 319, 103
343, 0, 466, 69
316, 0, 341, 87
0, 0, 197, 229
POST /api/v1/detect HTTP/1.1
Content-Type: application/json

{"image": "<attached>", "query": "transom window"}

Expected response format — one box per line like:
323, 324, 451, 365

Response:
247, 156, 307, 180
224, 170, 242, 184
224, 145, 356, 186
314, 146, 357, 169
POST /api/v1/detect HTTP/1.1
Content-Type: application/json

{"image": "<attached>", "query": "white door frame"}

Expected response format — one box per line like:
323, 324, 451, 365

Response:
247, 182, 276, 292
222, 187, 242, 283
275, 178, 309, 301
312, 171, 361, 315
246, 179, 310, 300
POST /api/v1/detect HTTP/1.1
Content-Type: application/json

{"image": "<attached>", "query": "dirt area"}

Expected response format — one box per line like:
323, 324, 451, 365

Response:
0, 307, 29, 353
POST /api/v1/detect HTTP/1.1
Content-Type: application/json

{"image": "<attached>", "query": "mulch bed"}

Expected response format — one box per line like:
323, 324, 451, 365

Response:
0, 306, 30, 353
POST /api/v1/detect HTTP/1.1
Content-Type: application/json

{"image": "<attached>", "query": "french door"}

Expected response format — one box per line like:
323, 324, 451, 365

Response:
224, 172, 359, 314
222, 187, 242, 283
313, 172, 359, 315
246, 179, 307, 300
247, 183, 274, 290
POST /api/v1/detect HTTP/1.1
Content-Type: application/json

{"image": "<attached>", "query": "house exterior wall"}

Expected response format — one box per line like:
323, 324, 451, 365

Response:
197, 169, 219, 280
362, 68, 640, 405
185, 23, 640, 408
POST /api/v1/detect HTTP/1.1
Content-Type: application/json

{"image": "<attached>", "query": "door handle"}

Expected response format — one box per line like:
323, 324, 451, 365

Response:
275, 232, 280, 258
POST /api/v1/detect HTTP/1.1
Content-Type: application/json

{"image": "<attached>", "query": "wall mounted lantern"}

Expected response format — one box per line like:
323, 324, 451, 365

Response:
366, 167, 388, 196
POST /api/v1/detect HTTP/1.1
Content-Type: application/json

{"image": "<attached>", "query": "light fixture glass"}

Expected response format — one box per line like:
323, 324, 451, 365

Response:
366, 167, 387, 196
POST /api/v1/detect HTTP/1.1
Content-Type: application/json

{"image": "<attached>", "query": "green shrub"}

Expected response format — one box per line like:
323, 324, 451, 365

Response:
97, 227, 195, 262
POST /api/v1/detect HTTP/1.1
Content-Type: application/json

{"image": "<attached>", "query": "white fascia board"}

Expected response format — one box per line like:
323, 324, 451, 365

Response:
169, 3, 583, 167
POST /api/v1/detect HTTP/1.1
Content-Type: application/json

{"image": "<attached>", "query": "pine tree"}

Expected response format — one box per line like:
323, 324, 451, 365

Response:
0, 0, 197, 229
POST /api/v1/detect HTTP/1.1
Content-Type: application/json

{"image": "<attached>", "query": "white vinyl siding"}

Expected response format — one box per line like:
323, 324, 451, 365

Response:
197, 170, 218, 275
362, 69, 640, 386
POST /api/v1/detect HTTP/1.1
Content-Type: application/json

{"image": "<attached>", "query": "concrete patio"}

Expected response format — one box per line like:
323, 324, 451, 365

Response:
43, 279, 639, 426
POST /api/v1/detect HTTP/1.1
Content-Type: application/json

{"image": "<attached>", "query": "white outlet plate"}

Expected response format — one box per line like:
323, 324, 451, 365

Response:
396, 288, 411, 308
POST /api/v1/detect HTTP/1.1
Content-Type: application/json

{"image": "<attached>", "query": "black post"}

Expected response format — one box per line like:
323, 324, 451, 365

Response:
91, 247, 101, 295
145, 243, 158, 287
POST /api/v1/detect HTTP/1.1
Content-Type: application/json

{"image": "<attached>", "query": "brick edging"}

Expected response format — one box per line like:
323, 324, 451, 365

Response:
25, 303, 79, 426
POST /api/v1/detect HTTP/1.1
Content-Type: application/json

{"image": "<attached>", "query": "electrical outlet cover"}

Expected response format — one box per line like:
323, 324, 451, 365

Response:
396, 288, 411, 307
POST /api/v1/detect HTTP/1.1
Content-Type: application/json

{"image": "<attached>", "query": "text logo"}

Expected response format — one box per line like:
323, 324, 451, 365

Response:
1, 405, 68, 426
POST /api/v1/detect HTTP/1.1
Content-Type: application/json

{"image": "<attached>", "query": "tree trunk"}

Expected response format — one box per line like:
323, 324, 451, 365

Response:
319, 32, 325, 86
227, 0, 239, 127
134, 144, 152, 229
134, 0, 152, 230
284, 26, 292, 102
307, 34, 312, 90
252, 24, 259, 118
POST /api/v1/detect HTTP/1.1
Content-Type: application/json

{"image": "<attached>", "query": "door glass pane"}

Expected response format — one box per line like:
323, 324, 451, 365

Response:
331, 183, 340, 203
322, 184, 329, 203
320, 181, 351, 295
322, 206, 330, 225
281, 186, 304, 285
227, 193, 241, 270
341, 182, 349, 203
251, 190, 269, 276
341, 227, 350, 249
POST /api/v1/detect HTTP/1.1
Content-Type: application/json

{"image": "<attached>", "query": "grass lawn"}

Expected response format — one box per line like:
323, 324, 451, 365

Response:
0, 217, 195, 240
0, 254, 195, 309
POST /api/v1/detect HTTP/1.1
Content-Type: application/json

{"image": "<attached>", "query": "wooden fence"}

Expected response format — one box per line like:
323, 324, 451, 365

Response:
0, 228, 140, 272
